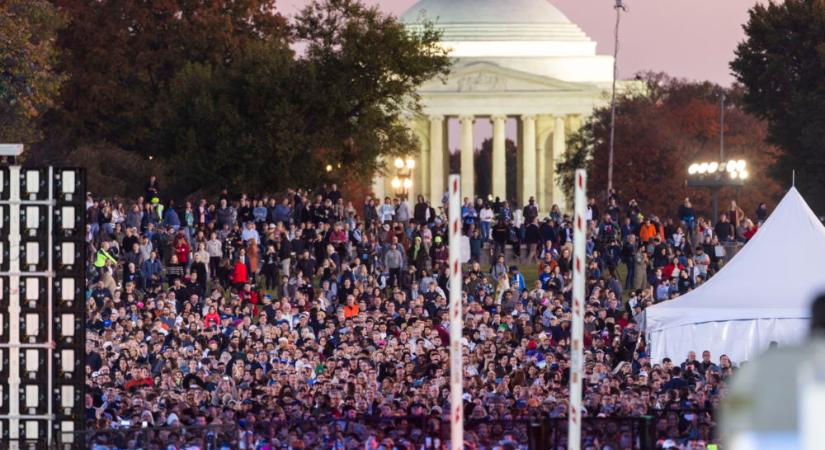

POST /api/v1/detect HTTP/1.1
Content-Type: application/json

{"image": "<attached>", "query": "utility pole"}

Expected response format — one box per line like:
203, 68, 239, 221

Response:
711, 92, 726, 224
720, 91, 726, 162
607, 0, 627, 195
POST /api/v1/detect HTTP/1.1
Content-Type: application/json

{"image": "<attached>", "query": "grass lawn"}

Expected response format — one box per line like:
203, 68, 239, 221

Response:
480, 260, 632, 303
478, 263, 539, 286
257, 260, 628, 302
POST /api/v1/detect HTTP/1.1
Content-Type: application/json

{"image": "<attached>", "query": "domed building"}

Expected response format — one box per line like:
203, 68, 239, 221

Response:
376, 0, 616, 210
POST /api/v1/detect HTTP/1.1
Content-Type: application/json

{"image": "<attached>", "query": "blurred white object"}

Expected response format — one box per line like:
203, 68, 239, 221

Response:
799, 345, 825, 450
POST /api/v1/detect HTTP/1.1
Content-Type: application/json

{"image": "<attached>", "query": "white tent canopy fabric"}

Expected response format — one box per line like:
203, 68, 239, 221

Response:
642, 187, 825, 365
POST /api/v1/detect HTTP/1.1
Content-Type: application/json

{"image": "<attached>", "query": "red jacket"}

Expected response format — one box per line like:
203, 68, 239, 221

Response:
175, 241, 191, 264
328, 229, 347, 245
232, 261, 248, 284
240, 289, 259, 315
663, 263, 684, 279
204, 312, 220, 328
240, 289, 259, 305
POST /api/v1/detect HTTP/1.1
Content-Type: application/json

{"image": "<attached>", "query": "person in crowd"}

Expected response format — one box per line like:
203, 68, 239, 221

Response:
479, 202, 494, 243
94, 240, 117, 279
678, 197, 696, 235
379, 196, 395, 224
714, 213, 734, 243
82, 184, 754, 449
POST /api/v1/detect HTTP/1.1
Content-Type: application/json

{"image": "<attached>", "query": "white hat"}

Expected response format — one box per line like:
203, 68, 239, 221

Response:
661, 439, 677, 449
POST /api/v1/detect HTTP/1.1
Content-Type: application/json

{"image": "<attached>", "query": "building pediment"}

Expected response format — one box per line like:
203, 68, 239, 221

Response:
420, 62, 601, 94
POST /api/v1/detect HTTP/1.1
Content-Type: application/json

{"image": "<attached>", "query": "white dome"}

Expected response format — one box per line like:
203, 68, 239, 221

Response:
401, 0, 590, 42
401, 0, 572, 25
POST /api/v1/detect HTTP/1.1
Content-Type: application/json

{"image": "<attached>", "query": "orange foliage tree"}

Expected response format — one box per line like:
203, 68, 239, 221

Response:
558, 74, 784, 221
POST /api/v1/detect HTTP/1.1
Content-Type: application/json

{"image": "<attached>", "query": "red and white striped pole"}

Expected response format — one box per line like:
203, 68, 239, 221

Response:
447, 175, 464, 450
568, 169, 587, 450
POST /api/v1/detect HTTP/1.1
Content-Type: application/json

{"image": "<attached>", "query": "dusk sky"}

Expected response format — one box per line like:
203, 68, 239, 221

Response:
281, 0, 767, 86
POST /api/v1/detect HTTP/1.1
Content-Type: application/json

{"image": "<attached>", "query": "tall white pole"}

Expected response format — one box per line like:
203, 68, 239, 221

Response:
447, 175, 463, 450
568, 169, 587, 450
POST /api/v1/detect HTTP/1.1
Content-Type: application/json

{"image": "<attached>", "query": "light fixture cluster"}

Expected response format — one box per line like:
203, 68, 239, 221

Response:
394, 157, 416, 170
391, 157, 416, 194
688, 159, 749, 180
391, 177, 413, 189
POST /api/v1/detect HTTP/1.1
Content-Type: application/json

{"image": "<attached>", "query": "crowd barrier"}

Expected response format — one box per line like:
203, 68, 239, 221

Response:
39, 408, 715, 450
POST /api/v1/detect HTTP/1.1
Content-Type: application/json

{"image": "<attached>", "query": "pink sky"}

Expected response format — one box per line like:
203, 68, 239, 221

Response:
280, 0, 765, 85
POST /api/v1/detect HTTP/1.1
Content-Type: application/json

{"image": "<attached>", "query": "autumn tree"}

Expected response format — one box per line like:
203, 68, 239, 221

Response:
0, 0, 65, 144
731, 0, 825, 213
558, 74, 784, 219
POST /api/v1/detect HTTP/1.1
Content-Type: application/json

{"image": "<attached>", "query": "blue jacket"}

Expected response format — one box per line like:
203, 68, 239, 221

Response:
163, 208, 181, 228
253, 207, 268, 223
511, 273, 526, 292
538, 271, 555, 290
140, 258, 162, 279
274, 204, 291, 224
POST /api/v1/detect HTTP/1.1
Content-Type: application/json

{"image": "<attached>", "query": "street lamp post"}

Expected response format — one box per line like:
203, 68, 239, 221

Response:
607, 0, 627, 195
687, 159, 749, 223
720, 92, 726, 162
392, 157, 415, 200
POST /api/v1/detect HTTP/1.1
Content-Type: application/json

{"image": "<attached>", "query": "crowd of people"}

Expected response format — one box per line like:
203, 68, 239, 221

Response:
84, 176, 764, 449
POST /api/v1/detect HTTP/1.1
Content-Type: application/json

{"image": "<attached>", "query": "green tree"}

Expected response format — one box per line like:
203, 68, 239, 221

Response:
152, 41, 306, 193
0, 0, 65, 144
292, 0, 450, 181
473, 138, 518, 203
151, 0, 450, 194
46, 0, 288, 151
731, 0, 825, 213
558, 74, 784, 217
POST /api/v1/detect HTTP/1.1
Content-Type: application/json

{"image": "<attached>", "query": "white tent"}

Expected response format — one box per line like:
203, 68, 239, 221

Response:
642, 187, 825, 365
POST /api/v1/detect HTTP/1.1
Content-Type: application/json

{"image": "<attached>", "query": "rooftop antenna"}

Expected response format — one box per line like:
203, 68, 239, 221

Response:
793, 170, 796, 187
607, 0, 627, 196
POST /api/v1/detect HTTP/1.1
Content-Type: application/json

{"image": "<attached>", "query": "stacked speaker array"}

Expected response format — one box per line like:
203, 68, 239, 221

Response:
0, 167, 85, 449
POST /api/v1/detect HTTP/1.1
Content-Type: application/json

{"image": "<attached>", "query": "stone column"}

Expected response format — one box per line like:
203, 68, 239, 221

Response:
491, 115, 507, 201
413, 150, 424, 202
520, 115, 537, 207
416, 122, 430, 202
550, 115, 566, 209
536, 122, 548, 212
429, 115, 445, 205
459, 115, 475, 200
